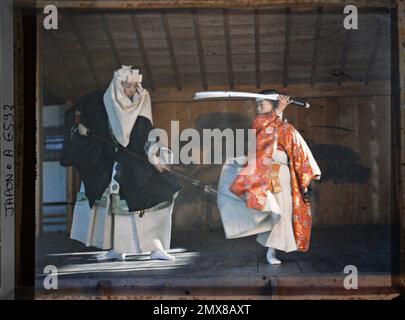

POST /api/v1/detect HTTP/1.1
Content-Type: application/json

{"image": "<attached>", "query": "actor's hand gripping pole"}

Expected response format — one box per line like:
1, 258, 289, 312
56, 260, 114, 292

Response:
193, 91, 310, 109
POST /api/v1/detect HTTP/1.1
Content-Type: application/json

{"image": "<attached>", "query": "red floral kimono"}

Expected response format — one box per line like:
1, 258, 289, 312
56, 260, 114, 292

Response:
230, 111, 321, 251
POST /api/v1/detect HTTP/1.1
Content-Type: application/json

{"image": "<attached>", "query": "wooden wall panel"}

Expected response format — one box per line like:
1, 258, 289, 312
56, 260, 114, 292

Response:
335, 97, 361, 225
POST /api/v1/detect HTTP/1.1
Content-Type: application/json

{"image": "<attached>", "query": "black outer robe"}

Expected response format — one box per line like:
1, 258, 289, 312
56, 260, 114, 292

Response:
60, 90, 181, 211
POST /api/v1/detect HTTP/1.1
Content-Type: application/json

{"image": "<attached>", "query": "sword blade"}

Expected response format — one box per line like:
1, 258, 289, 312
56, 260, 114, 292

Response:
193, 91, 279, 101
193, 91, 310, 108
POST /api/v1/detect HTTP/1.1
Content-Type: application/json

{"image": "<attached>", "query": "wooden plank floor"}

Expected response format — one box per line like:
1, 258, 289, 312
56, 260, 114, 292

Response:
35, 225, 399, 299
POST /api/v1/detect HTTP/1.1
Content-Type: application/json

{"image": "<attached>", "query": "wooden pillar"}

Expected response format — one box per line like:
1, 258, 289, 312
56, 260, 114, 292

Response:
65, 100, 78, 235
0, 0, 15, 299
14, 11, 24, 292
396, 0, 405, 293
36, 16, 44, 239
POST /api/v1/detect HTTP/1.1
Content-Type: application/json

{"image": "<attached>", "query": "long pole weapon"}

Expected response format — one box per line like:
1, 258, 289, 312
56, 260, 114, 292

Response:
72, 87, 311, 202
76, 127, 243, 203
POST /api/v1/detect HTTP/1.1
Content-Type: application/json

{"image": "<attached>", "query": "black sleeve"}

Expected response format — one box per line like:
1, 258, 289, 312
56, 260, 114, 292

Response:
60, 95, 89, 167
117, 116, 182, 211
60, 93, 106, 168
126, 116, 154, 156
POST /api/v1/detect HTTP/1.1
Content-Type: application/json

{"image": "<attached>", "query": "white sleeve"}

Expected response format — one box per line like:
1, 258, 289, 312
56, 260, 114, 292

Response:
144, 140, 174, 165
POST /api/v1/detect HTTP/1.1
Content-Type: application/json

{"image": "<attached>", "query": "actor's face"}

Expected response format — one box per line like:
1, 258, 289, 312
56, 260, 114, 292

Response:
256, 99, 274, 114
121, 81, 138, 98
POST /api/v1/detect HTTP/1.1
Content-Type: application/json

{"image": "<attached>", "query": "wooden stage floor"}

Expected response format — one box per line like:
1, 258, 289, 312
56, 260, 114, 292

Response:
35, 225, 399, 299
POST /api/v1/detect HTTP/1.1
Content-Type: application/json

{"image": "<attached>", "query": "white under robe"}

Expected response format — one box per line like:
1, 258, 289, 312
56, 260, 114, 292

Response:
217, 149, 297, 253
70, 173, 177, 255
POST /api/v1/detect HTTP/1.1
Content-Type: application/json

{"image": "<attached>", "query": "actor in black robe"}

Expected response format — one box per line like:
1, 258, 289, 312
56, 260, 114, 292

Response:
61, 66, 181, 261
61, 90, 181, 211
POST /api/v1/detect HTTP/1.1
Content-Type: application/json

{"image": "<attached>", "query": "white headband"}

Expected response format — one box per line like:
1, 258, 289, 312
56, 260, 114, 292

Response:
115, 65, 143, 84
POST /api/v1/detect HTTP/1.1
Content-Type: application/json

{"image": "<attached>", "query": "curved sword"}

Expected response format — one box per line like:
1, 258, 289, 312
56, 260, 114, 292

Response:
193, 91, 310, 108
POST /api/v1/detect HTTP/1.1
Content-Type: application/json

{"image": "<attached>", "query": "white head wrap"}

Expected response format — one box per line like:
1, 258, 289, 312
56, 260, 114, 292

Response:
103, 65, 153, 147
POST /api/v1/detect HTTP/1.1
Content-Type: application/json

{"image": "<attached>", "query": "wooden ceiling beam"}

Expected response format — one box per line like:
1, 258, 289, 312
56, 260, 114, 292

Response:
33, 1, 394, 10
130, 14, 156, 91
68, 15, 102, 89
46, 31, 79, 99
100, 15, 122, 69
282, 7, 291, 87
310, 6, 322, 86
223, 9, 234, 89
161, 11, 182, 90
191, 9, 208, 90
254, 9, 261, 88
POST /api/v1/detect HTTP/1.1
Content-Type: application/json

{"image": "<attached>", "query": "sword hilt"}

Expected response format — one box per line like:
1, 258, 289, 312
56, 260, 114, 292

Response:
289, 99, 310, 109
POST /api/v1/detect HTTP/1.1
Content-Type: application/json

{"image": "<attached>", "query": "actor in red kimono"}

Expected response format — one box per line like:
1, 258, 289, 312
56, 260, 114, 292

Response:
229, 89, 321, 264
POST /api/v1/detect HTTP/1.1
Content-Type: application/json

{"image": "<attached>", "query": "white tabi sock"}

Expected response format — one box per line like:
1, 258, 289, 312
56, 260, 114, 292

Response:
96, 249, 122, 261
150, 239, 175, 261
266, 247, 282, 265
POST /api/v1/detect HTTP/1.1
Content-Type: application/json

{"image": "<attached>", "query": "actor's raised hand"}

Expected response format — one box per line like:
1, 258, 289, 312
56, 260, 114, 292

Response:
78, 123, 90, 136
278, 95, 292, 113
136, 82, 144, 93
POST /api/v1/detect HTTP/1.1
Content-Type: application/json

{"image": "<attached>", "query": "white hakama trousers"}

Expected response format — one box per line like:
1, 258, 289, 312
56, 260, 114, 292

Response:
256, 150, 297, 252
218, 150, 297, 253
70, 183, 177, 254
